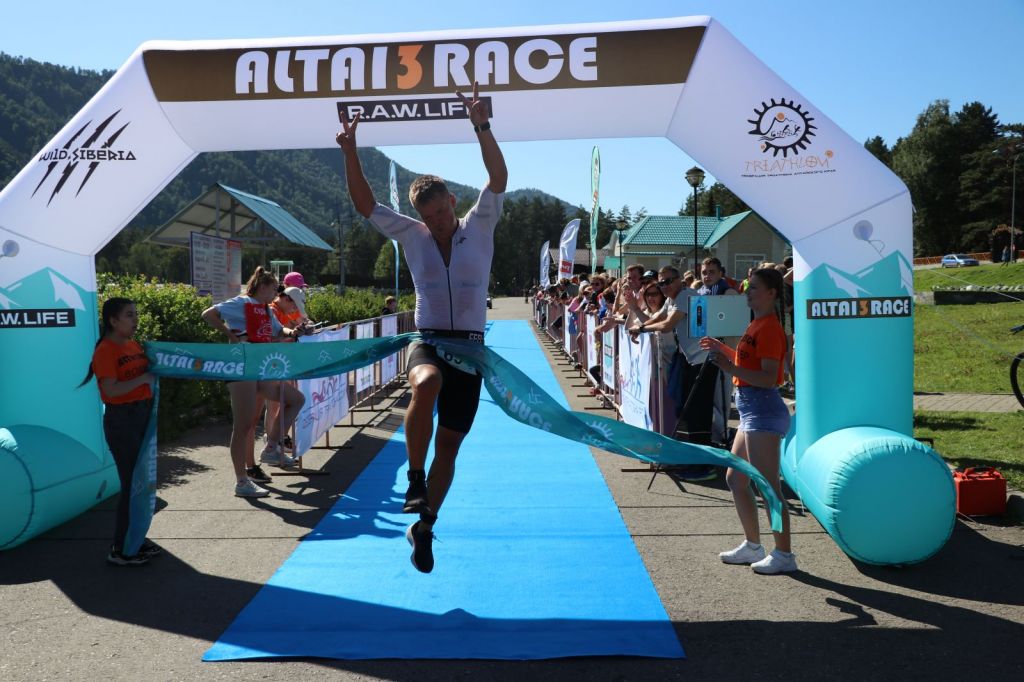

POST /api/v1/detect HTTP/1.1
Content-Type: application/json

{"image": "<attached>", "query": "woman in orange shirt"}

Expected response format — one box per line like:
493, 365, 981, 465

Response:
81, 297, 159, 567
700, 267, 796, 574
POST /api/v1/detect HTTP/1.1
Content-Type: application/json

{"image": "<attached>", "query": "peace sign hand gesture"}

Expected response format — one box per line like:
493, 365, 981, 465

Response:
455, 81, 489, 127
336, 111, 361, 154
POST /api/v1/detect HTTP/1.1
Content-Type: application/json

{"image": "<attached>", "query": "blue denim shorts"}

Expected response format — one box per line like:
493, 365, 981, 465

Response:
735, 386, 791, 436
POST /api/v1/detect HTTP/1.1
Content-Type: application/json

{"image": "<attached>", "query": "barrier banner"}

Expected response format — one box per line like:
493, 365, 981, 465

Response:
584, 314, 598, 377
294, 327, 351, 458
601, 327, 616, 390
558, 218, 581, 280
380, 315, 398, 383
144, 334, 783, 530
355, 322, 375, 392
617, 326, 653, 430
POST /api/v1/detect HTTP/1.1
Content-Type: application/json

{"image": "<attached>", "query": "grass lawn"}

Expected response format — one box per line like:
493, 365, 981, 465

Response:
914, 302, 1023, 393
914, 410, 1024, 492
915, 261, 1024, 291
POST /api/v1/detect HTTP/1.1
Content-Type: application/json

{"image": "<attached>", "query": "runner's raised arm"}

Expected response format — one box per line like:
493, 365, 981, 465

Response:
335, 112, 375, 218
457, 82, 507, 194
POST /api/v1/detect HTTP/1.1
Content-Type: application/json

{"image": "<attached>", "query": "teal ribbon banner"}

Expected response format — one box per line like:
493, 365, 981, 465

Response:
144, 335, 783, 530
123, 383, 159, 557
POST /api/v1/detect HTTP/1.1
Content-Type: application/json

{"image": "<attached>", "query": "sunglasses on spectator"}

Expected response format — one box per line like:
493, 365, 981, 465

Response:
656, 277, 678, 287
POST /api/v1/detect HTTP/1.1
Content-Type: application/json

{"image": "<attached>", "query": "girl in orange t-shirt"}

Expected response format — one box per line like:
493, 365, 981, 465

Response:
81, 297, 159, 567
700, 267, 796, 575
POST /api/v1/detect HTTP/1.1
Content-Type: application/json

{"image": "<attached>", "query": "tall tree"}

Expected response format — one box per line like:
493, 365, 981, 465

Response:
864, 135, 893, 168
678, 181, 749, 217
892, 100, 962, 254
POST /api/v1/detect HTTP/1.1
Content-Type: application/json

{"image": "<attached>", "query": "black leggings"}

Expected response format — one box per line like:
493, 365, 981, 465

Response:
674, 360, 719, 446
103, 399, 152, 552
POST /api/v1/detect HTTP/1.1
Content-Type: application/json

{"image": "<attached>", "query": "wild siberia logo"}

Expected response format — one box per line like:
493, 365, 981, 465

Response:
33, 110, 136, 205
748, 98, 816, 157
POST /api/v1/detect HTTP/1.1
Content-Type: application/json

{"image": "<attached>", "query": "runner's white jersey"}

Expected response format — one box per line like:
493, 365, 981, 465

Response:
368, 188, 503, 332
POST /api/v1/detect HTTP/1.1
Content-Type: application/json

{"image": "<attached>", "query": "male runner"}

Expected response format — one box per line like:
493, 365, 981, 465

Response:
336, 83, 507, 573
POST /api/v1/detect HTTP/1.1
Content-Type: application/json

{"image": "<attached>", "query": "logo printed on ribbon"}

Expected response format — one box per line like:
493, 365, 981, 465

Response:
258, 351, 292, 379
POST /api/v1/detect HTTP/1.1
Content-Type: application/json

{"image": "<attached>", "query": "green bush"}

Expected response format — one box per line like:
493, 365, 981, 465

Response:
94, 278, 416, 436
97, 274, 229, 437
306, 286, 414, 325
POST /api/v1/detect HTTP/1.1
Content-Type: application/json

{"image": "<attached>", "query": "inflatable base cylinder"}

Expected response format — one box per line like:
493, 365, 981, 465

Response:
782, 425, 956, 565
0, 426, 119, 549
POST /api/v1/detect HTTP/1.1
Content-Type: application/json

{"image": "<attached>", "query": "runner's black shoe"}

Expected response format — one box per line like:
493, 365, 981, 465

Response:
406, 521, 435, 573
106, 547, 149, 567
139, 539, 163, 558
403, 470, 430, 514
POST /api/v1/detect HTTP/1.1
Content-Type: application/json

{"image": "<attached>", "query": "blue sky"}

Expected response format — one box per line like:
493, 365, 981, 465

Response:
2, 0, 1022, 216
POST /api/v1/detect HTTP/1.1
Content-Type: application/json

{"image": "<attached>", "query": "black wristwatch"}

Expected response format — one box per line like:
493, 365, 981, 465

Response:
474, 121, 491, 133
638, 323, 646, 333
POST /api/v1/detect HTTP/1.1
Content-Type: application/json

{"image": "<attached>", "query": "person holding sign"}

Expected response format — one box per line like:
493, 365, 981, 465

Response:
336, 82, 507, 573
700, 267, 796, 574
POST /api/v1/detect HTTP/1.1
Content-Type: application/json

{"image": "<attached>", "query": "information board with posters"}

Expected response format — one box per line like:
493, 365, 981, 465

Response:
380, 314, 398, 383
190, 232, 242, 303
355, 322, 375, 392
294, 327, 350, 457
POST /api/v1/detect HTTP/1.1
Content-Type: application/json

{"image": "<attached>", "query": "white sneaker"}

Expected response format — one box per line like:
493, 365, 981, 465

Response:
260, 443, 297, 468
719, 540, 767, 565
751, 549, 798, 574
235, 479, 270, 498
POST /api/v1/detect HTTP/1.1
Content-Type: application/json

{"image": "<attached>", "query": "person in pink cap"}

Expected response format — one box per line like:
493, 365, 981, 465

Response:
282, 271, 307, 289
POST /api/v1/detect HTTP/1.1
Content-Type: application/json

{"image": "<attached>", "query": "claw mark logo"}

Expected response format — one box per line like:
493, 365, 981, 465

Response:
748, 98, 816, 157
259, 352, 292, 379
318, 350, 333, 363
33, 110, 136, 205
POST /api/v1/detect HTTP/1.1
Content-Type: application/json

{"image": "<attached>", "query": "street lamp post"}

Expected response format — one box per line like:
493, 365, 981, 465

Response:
994, 148, 1021, 263
614, 218, 629, 277
685, 166, 705, 272
1011, 152, 1020, 262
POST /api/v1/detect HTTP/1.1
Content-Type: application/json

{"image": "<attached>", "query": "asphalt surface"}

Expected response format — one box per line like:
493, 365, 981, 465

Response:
1, 297, 1022, 681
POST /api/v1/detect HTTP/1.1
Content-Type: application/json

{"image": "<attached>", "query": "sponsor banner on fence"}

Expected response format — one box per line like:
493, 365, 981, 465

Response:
617, 326, 652, 429
585, 314, 598, 378
602, 327, 616, 390
355, 322, 375, 392
294, 327, 351, 458
380, 314, 398, 383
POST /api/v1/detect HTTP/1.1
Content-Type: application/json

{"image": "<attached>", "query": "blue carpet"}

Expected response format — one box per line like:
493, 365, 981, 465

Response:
204, 320, 684, 661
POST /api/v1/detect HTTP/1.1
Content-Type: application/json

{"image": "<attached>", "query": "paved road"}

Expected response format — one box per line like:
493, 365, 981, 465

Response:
1, 296, 1021, 681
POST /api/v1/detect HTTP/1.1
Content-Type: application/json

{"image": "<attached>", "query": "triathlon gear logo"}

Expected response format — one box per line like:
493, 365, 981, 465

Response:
259, 351, 292, 379
748, 98, 816, 158
33, 110, 135, 205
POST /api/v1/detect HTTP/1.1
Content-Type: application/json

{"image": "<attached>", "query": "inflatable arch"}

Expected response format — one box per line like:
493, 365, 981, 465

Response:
0, 16, 954, 564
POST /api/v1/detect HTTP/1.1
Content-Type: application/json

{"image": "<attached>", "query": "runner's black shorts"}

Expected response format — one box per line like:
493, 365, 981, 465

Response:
407, 330, 484, 434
